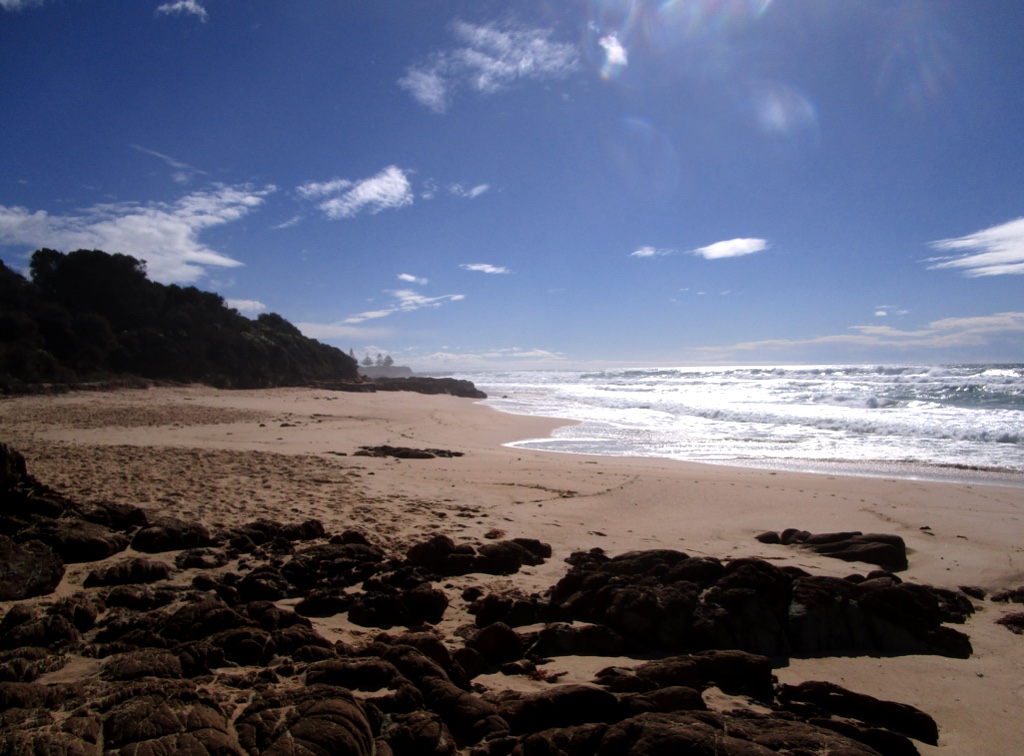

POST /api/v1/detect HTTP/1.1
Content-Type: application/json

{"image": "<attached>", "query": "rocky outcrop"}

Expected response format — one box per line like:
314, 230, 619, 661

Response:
756, 529, 909, 571
545, 547, 970, 659
0, 444, 976, 753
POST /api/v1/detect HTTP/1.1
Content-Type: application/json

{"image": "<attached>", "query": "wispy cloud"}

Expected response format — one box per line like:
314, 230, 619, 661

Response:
461, 263, 509, 274
0, 0, 46, 11
297, 166, 413, 219
630, 245, 675, 258
927, 217, 1024, 276
131, 144, 208, 184
449, 183, 490, 199
415, 346, 567, 370
156, 0, 207, 22
398, 273, 428, 285
296, 322, 393, 342
697, 311, 1024, 361
0, 184, 273, 284
226, 299, 266, 315
344, 289, 465, 324
400, 20, 579, 113
693, 238, 768, 260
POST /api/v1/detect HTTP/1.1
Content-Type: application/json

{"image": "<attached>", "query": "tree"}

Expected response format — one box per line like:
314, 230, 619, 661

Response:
362, 353, 374, 367
376, 353, 384, 366
383, 354, 394, 367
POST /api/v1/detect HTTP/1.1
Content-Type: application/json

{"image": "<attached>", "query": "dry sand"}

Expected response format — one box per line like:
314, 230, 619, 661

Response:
2, 385, 1023, 753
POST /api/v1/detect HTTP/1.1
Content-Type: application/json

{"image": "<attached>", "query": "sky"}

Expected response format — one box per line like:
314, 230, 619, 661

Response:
2, 0, 1023, 370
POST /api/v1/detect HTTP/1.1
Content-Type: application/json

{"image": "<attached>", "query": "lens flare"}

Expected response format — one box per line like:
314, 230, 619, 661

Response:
872, 2, 962, 121
604, 116, 681, 200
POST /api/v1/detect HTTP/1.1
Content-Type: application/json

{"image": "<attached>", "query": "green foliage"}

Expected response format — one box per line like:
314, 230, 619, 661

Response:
0, 250, 358, 392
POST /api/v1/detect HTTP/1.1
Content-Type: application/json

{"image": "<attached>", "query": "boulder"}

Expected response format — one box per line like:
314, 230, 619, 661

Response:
236, 684, 374, 755
18, 519, 129, 563
779, 680, 939, 745
131, 516, 213, 553
0, 536, 64, 600
83, 557, 173, 587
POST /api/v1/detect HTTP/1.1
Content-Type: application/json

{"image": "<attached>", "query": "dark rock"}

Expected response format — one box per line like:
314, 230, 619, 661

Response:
380, 709, 457, 755
101, 680, 237, 753
18, 518, 129, 562
403, 584, 450, 625
618, 686, 707, 716
0, 611, 79, 652
349, 591, 410, 628
83, 557, 173, 587
810, 717, 921, 756
159, 595, 252, 643
595, 650, 775, 702
472, 592, 548, 628
101, 650, 184, 681
296, 589, 353, 617
272, 624, 333, 657
528, 622, 626, 658
307, 658, 406, 691
131, 516, 213, 553
959, 585, 987, 600
469, 622, 523, 665
407, 534, 458, 570
0, 536, 64, 600
690, 558, 793, 658
498, 684, 619, 735
75, 499, 149, 530
780, 680, 939, 745
996, 612, 1024, 634
768, 529, 909, 571
512, 537, 553, 560
419, 675, 506, 740
175, 547, 229, 569
208, 627, 277, 666
370, 376, 486, 399
104, 584, 178, 611
237, 565, 290, 601
992, 586, 1024, 603
477, 540, 542, 574
236, 683, 374, 755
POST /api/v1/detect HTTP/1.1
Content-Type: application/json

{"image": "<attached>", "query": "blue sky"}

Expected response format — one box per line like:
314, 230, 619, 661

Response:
2, 0, 1023, 370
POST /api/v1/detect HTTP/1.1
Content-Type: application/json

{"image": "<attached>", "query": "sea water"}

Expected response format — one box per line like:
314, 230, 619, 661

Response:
454, 365, 1024, 485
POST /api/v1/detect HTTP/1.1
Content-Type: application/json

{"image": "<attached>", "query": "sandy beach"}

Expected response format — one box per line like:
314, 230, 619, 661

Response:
2, 385, 1023, 754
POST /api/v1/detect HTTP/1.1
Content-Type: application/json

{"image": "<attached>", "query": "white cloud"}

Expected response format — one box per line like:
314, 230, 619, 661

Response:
599, 34, 628, 74
343, 288, 464, 324
226, 299, 266, 315
398, 273, 428, 285
461, 263, 509, 274
398, 68, 450, 114
296, 178, 353, 199
0, 184, 273, 284
400, 20, 579, 113
630, 245, 674, 258
928, 217, 1024, 277
156, 0, 207, 22
298, 166, 413, 220
693, 238, 768, 260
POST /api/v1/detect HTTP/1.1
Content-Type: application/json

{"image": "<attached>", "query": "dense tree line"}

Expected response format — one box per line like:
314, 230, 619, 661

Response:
0, 249, 358, 392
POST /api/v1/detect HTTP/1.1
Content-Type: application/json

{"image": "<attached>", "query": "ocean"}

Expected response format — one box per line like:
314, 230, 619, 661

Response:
454, 364, 1024, 486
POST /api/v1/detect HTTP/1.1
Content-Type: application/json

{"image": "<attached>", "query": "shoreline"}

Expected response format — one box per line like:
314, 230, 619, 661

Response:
2, 385, 1024, 753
